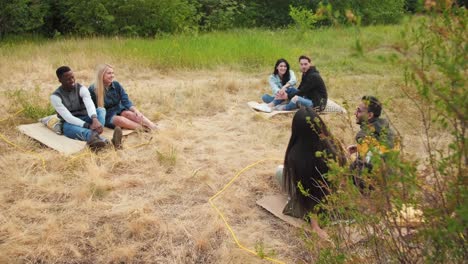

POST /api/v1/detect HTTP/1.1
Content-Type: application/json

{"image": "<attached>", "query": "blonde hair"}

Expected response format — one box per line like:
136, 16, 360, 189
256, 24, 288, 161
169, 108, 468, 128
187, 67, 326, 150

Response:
94, 64, 113, 107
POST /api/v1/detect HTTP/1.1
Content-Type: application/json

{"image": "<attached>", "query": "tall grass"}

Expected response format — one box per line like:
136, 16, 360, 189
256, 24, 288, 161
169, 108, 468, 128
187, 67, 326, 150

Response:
0, 19, 450, 263
0, 25, 404, 73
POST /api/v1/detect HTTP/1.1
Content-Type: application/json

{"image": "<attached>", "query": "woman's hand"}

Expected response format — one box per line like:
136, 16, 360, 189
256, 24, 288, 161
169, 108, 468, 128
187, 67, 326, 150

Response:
279, 84, 289, 94
275, 91, 288, 100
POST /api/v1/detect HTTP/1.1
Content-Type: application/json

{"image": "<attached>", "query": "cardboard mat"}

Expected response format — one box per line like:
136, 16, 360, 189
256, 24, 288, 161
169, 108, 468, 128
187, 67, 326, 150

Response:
18, 123, 134, 155
257, 194, 418, 244
247, 99, 347, 119
256, 194, 312, 231
257, 194, 368, 244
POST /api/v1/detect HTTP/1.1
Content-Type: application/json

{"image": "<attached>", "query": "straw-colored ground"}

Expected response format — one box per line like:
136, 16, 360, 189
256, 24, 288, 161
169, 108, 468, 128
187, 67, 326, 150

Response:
0, 56, 432, 263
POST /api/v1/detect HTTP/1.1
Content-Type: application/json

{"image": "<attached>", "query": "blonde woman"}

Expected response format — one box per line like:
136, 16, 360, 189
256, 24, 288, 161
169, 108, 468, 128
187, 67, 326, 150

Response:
89, 64, 158, 130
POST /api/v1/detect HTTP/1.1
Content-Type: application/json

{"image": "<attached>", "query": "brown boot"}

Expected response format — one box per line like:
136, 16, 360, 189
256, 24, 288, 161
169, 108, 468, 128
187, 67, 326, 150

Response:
111, 126, 123, 149
87, 132, 106, 152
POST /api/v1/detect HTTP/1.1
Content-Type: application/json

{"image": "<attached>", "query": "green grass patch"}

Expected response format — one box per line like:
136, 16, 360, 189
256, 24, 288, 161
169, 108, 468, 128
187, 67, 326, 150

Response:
156, 147, 177, 168
0, 24, 405, 74
5, 88, 55, 120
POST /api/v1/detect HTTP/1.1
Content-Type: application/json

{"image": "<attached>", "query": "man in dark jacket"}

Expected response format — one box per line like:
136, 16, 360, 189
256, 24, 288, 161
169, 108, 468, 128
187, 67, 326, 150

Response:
276, 55, 328, 111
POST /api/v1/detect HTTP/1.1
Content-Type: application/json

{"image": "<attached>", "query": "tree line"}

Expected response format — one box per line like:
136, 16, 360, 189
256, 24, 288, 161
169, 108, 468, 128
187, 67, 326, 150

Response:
0, 0, 462, 38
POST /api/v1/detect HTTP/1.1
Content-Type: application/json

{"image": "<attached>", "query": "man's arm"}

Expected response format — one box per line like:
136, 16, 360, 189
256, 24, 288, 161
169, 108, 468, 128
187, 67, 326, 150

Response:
287, 77, 306, 100
88, 85, 98, 107
80, 86, 103, 133
79, 86, 97, 118
298, 73, 318, 95
50, 95, 86, 127
314, 74, 327, 101
288, 73, 325, 101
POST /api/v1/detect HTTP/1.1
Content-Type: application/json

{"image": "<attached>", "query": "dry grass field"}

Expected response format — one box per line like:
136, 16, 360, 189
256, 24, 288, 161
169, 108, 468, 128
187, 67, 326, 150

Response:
0, 29, 444, 263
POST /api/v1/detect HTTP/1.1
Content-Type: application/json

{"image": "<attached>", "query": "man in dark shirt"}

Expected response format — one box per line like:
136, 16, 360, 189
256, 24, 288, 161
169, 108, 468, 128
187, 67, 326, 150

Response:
276, 55, 328, 111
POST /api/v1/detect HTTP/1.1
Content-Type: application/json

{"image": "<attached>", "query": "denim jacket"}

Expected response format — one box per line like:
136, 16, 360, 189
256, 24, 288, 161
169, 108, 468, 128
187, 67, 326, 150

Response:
268, 70, 297, 95
89, 81, 133, 114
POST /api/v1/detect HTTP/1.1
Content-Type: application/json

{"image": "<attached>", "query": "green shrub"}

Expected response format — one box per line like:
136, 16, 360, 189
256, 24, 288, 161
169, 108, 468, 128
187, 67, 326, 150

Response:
156, 147, 177, 168
59, 0, 199, 36
400, 5, 466, 262
0, 0, 48, 37
5, 88, 55, 120
197, 0, 228, 30
64, 0, 116, 36
319, 0, 406, 25
0, 0, 409, 38
109, 0, 199, 36
289, 5, 321, 31
313, 3, 466, 262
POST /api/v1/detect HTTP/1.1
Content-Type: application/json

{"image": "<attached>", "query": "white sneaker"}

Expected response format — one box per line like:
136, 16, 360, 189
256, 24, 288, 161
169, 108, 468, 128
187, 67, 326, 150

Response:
253, 103, 272, 113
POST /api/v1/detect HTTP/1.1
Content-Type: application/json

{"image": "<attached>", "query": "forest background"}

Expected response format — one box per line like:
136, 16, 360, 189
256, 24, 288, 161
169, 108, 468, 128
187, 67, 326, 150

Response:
0, 0, 436, 38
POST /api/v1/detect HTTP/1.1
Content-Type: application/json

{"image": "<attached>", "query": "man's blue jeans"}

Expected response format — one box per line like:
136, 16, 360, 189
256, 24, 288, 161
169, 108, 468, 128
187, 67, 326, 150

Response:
62, 107, 106, 141
284, 96, 313, 110
261, 88, 298, 105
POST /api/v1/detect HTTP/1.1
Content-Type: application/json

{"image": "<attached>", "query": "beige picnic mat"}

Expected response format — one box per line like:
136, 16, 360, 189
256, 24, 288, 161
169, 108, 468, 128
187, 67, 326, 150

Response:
258, 194, 373, 245
18, 123, 134, 155
256, 194, 312, 231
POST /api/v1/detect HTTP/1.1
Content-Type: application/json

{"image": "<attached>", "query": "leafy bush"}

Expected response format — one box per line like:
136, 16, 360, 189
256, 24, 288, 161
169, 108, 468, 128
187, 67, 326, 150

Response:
0, 0, 410, 37
0, 0, 48, 37
109, 0, 199, 36
310, 2, 467, 262
5, 88, 55, 120
316, 0, 406, 25
399, 4, 466, 261
64, 0, 115, 36
242, 0, 294, 28
0, 0, 199, 37
195, 0, 240, 31
289, 5, 321, 31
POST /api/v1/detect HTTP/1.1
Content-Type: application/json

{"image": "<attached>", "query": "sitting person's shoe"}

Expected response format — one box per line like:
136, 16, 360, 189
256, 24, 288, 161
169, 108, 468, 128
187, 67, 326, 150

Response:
87, 132, 107, 152
111, 126, 123, 149
253, 103, 272, 113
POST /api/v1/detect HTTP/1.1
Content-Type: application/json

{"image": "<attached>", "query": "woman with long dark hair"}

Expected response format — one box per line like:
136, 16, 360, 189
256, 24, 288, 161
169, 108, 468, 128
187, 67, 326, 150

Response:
281, 107, 346, 239
254, 58, 297, 113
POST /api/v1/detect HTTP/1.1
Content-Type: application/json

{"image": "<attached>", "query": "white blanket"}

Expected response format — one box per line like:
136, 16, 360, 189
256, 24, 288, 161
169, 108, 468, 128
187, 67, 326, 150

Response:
247, 98, 347, 118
